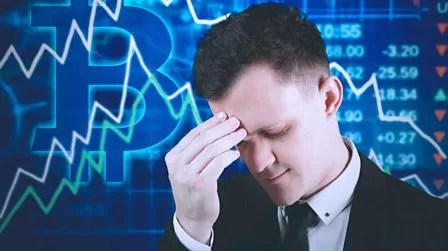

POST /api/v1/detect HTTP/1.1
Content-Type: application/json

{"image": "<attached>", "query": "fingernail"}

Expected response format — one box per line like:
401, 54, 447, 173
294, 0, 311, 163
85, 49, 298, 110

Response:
217, 112, 226, 120
229, 117, 239, 125
237, 128, 246, 137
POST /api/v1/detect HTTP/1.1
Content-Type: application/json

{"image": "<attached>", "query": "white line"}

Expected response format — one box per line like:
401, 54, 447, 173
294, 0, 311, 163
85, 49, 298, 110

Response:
0, 0, 120, 79
185, 0, 229, 25
401, 174, 448, 199
368, 149, 448, 199
0, 0, 197, 220
0, 0, 227, 76
330, 62, 447, 159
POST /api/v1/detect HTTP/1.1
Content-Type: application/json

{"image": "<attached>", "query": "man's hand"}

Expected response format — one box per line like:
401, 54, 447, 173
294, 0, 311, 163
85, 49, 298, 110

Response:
165, 112, 247, 244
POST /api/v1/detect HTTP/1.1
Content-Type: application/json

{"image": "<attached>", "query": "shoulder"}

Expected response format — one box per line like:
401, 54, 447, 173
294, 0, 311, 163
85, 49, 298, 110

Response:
350, 153, 448, 249
358, 153, 448, 226
359, 153, 446, 205
384, 171, 447, 207
383, 170, 448, 224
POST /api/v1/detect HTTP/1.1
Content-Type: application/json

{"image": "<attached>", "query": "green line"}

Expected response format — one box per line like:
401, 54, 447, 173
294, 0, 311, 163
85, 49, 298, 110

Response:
0, 75, 203, 234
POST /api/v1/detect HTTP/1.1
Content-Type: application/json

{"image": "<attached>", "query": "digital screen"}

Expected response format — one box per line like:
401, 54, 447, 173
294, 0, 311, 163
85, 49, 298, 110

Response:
0, 0, 447, 250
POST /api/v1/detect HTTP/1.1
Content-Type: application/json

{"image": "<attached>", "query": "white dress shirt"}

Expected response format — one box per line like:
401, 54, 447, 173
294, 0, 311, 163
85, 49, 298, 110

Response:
173, 137, 361, 251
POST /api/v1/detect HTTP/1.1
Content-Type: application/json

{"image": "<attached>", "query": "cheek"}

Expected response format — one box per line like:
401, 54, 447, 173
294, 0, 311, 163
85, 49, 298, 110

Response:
237, 145, 255, 169
273, 129, 317, 166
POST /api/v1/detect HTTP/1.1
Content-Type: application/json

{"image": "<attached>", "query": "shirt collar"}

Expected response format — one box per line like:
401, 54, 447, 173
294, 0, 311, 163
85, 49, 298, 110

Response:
301, 137, 361, 225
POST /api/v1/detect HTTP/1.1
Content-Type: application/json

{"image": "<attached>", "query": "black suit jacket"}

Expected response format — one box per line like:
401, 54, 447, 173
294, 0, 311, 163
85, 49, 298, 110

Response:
159, 153, 448, 250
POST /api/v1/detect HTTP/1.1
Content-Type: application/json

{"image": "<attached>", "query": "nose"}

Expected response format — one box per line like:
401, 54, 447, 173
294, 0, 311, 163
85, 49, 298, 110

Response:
242, 138, 276, 173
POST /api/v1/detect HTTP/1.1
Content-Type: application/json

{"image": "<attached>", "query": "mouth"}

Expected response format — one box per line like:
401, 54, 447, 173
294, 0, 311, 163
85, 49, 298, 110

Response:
266, 169, 289, 184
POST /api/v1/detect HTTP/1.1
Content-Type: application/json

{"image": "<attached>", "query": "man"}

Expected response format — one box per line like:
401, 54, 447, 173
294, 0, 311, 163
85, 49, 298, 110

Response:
159, 3, 448, 251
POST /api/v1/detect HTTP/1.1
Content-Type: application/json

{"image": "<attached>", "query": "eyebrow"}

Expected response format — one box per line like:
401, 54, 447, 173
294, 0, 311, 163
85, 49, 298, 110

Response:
244, 122, 287, 137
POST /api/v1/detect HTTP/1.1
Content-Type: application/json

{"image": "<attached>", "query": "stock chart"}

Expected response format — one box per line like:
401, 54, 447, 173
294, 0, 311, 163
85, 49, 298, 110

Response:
0, 0, 447, 250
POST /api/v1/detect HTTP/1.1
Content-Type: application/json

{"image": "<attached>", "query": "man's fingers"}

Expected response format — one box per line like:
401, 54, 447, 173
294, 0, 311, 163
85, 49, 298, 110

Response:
171, 112, 227, 154
199, 150, 241, 179
187, 128, 247, 175
178, 117, 242, 165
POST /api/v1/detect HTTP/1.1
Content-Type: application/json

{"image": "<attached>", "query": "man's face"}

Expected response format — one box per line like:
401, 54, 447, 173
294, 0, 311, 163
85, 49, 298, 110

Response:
209, 64, 334, 206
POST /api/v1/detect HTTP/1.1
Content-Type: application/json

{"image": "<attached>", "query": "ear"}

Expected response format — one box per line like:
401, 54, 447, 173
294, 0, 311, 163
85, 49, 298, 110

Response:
318, 76, 343, 119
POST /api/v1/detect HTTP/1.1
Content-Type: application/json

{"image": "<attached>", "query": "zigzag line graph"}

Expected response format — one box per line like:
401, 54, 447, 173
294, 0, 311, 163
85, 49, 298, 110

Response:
0, 0, 124, 220
0, 0, 226, 78
0, 0, 120, 79
0, 0, 219, 222
0, 0, 446, 234
0, 44, 201, 233
0, 0, 206, 222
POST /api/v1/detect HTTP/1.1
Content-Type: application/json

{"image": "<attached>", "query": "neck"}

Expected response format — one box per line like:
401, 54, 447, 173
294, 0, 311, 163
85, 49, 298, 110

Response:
303, 135, 350, 200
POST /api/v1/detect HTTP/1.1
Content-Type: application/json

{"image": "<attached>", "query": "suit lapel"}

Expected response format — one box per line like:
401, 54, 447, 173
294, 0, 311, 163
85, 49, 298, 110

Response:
219, 173, 281, 251
241, 175, 281, 250
252, 202, 281, 250
343, 153, 391, 251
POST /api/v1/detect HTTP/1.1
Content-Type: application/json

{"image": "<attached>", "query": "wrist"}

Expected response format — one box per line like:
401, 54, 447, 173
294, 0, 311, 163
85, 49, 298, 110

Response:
176, 215, 214, 244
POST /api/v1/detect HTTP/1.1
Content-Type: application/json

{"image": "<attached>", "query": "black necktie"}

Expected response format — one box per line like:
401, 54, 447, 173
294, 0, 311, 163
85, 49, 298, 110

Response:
278, 202, 320, 251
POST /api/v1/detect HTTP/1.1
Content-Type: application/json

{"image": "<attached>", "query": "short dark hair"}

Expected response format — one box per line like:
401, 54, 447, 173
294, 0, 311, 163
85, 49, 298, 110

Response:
193, 3, 329, 100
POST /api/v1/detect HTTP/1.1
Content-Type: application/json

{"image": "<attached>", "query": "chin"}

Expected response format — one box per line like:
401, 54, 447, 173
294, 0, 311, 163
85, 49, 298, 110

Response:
265, 189, 301, 206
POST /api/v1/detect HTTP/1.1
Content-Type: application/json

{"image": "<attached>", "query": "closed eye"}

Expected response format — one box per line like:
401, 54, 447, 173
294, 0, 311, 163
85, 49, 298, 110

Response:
237, 126, 290, 148
262, 127, 289, 139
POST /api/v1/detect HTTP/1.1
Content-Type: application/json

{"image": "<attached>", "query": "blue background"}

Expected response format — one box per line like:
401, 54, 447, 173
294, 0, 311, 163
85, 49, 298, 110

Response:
0, 0, 447, 250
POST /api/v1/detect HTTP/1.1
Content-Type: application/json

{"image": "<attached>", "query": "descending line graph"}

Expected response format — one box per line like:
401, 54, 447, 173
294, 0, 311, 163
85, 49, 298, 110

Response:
0, 0, 446, 236
333, 62, 448, 197
331, 62, 447, 160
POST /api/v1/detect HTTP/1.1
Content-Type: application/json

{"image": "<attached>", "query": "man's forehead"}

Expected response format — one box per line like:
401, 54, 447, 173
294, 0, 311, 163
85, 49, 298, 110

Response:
209, 103, 289, 134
